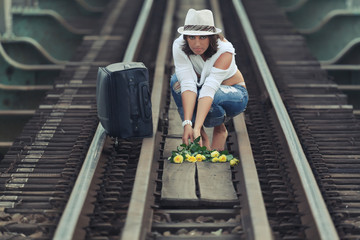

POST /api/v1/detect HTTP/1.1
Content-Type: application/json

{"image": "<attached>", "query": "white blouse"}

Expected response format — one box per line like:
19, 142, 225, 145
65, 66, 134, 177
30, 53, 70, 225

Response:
172, 35, 238, 99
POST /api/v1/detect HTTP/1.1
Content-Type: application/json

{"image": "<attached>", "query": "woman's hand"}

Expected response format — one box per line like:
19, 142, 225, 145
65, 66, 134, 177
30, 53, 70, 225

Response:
182, 124, 194, 145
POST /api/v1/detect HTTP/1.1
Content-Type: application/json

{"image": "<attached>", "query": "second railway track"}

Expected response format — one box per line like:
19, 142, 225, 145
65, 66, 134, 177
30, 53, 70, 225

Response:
1, 0, 360, 240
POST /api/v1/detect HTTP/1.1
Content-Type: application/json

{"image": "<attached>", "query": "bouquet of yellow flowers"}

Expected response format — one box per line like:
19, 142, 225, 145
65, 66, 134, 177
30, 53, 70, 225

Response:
168, 137, 240, 166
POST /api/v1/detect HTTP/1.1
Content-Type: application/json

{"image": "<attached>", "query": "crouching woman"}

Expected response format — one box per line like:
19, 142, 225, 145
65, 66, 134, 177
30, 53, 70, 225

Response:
171, 8, 248, 151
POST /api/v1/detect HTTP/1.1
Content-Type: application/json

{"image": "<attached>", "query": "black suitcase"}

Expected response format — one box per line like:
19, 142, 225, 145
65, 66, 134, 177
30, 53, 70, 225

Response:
96, 62, 153, 139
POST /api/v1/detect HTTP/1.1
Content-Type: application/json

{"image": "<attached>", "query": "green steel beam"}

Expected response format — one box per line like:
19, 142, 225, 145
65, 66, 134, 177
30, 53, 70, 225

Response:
276, 0, 305, 9
11, 11, 85, 61
12, 0, 109, 13
1, 40, 64, 66
304, 16, 360, 64
276, 0, 360, 65
0, 0, 111, 158
81, 0, 110, 9
5, 0, 112, 63
0, 39, 62, 87
36, 0, 104, 17
322, 43, 360, 66
0, 41, 59, 109
11, 8, 93, 34
0, 39, 65, 70
285, 0, 360, 32
0, 0, 12, 36
2, 36, 68, 65
276, 0, 307, 11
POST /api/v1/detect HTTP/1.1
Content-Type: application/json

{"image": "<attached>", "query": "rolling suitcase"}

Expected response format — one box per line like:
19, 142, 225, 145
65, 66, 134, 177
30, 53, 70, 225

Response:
96, 62, 153, 139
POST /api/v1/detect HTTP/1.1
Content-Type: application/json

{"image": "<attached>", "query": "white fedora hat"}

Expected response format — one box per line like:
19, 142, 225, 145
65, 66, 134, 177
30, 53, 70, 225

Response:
177, 9, 222, 36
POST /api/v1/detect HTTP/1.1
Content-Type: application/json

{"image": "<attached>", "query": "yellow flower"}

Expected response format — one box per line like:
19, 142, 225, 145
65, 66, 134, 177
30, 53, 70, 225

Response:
185, 153, 191, 161
173, 155, 184, 164
212, 157, 219, 163
219, 154, 227, 162
211, 151, 220, 158
195, 154, 204, 162
186, 156, 197, 163
230, 158, 239, 167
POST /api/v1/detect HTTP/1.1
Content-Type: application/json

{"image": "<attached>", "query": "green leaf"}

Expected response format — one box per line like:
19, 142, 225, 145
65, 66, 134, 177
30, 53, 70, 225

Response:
220, 150, 229, 155
189, 144, 197, 152
226, 154, 234, 161
199, 146, 207, 152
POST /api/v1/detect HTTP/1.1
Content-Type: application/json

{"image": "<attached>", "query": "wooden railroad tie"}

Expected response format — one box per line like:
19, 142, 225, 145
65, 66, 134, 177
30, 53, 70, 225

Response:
161, 160, 239, 207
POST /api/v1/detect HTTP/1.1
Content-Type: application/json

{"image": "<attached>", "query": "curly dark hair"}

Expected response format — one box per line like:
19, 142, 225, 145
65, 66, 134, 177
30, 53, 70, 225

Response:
182, 34, 224, 59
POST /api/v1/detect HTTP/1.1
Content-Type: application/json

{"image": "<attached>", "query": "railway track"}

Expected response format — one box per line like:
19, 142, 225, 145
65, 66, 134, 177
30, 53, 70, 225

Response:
0, 0, 143, 238
1, 0, 360, 239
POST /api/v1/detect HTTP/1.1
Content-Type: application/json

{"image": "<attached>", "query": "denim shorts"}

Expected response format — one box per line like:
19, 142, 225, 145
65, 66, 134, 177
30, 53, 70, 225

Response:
170, 74, 248, 127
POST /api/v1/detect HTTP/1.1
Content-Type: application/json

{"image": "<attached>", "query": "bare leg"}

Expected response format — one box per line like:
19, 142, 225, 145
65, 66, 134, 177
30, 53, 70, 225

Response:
200, 126, 211, 150
211, 123, 228, 151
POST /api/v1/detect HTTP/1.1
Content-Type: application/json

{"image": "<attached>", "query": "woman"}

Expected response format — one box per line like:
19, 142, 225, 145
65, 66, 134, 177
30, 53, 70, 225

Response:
171, 8, 248, 151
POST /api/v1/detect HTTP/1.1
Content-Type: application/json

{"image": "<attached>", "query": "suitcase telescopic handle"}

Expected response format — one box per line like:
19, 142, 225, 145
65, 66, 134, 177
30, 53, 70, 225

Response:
129, 79, 140, 132
139, 81, 152, 120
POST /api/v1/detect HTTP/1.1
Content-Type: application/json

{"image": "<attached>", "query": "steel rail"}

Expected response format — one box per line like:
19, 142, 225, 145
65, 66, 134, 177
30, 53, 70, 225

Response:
120, 0, 174, 239
53, 124, 106, 240
122, 0, 153, 62
210, 0, 273, 238
233, 0, 339, 239
52, 0, 151, 238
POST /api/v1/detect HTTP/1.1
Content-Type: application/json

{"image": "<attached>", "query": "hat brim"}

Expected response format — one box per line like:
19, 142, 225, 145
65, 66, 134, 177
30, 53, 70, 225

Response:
177, 26, 222, 36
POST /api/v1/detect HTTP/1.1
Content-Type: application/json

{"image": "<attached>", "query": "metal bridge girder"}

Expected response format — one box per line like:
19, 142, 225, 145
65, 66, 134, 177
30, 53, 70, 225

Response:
285, 0, 360, 32
304, 15, 360, 64
276, 0, 307, 10
23, 0, 103, 17
12, 0, 109, 14
11, 11, 85, 61
0, 0, 12, 36
0, 51, 59, 110
277, 0, 360, 65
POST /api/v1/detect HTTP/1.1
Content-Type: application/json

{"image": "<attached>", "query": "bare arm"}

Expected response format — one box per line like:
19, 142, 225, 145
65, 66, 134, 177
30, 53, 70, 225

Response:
181, 90, 197, 145
193, 96, 213, 144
